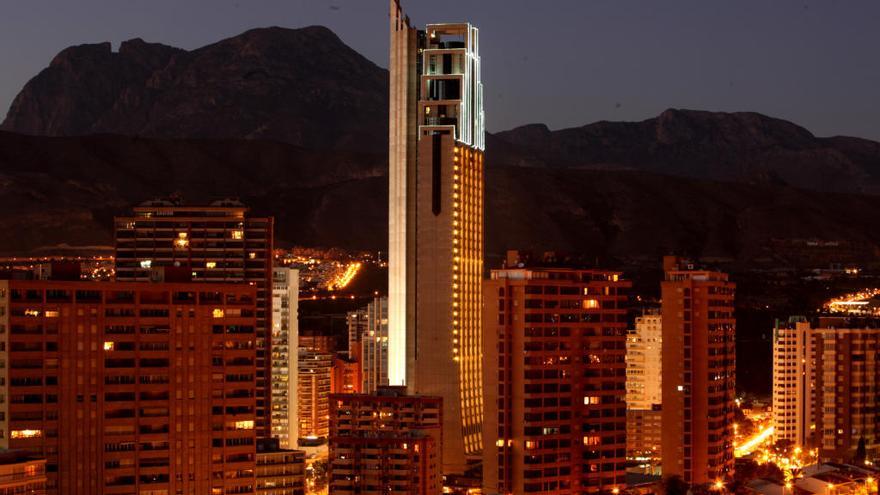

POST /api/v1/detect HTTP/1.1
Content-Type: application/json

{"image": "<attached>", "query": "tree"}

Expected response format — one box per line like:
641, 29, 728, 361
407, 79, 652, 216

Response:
854, 437, 867, 466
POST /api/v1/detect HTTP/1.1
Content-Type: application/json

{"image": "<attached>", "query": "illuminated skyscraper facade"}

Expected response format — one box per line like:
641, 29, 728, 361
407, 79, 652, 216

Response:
482, 262, 630, 494
271, 267, 299, 449
389, 0, 485, 472
773, 318, 880, 460
626, 312, 663, 460
661, 257, 736, 485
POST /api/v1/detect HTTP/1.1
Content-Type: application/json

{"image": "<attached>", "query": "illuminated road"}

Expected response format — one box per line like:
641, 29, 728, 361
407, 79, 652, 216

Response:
328, 262, 362, 291
735, 425, 774, 457
826, 288, 880, 315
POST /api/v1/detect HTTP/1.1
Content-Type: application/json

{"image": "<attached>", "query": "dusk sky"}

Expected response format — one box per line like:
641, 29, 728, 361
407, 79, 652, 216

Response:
2, 0, 879, 139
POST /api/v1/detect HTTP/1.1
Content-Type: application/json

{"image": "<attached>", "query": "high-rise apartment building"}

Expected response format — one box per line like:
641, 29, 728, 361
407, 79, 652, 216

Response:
346, 306, 368, 360
626, 312, 663, 460
297, 350, 332, 441
256, 439, 306, 495
482, 259, 630, 494
114, 200, 274, 435
271, 267, 299, 449
389, 0, 486, 471
772, 317, 810, 448
0, 279, 259, 494
661, 257, 736, 485
360, 296, 389, 393
773, 317, 880, 460
328, 387, 442, 494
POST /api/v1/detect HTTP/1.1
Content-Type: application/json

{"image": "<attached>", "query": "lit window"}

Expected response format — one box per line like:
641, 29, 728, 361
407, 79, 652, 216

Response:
11, 429, 42, 439
212, 309, 225, 318
103, 342, 115, 351
140, 260, 152, 269
582, 299, 599, 309
583, 396, 600, 405
248, 252, 257, 260
583, 435, 600, 446
230, 230, 244, 240
233, 420, 254, 430
206, 261, 217, 269
525, 441, 537, 449
45, 310, 59, 318
174, 232, 189, 250
495, 439, 504, 447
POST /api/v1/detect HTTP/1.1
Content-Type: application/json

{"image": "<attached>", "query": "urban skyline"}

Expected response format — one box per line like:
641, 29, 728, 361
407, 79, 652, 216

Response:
0, 1, 879, 495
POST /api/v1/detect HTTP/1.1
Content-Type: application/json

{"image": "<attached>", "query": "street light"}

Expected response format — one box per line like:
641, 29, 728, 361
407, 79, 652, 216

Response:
714, 480, 725, 492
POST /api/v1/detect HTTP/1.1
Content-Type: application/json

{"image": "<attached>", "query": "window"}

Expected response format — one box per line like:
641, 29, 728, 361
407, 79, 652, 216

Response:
583, 435, 600, 446
11, 429, 42, 439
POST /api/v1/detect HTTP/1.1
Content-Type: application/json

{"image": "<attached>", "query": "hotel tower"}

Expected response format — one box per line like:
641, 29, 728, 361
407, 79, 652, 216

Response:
388, 0, 486, 472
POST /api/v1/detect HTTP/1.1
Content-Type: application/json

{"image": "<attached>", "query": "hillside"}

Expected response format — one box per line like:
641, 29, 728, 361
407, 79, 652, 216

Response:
2, 131, 880, 270
489, 109, 880, 194
4, 28, 880, 195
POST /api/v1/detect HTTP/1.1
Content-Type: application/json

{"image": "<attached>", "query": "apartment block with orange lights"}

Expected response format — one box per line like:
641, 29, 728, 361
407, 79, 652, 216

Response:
114, 200, 274, 437
661, 257, 736, 485
773, 317, 880, 461
0, 279, 259, 494
297, 350, 331, 443
328, 387, 442, 494
482, 256, 631, 494
256, 439, 305, 495
626, 312, 663, 461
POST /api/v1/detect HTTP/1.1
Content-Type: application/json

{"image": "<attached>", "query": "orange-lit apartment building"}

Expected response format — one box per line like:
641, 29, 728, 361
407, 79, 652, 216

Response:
661, 257, 736, 485
773, 317, 880, 461
297, 350, 331, 442
0, 279, 259, 494
626, 312, 663, 463
328, 387, 442, 494
482, 256, 630, 494
114, 201, 274, 437
331, 354, 361, 396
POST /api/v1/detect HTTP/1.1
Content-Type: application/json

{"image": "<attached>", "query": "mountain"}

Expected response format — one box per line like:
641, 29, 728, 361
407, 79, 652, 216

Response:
1, 27, 388, 153
3, 130, 880, 268
5, 28, 880, 195
489, 109, 880, 194
3, 26, 880, 262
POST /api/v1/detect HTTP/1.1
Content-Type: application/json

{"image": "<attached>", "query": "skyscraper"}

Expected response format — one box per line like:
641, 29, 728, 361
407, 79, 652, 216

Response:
271, 267, 299, 449
361, 296, 389, 393
661, 257, 736, 485
114, 200, 274, 436
626, 312, 663, 461
328, 387, 442, 495
482, 255, 630, 494
773, 317, 880, 460
388, 0, 485, 472
297, 349, 332, 442
0, 279, 259, 494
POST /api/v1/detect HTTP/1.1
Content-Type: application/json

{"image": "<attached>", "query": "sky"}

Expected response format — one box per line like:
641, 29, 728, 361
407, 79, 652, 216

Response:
1, 0, 879, 139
